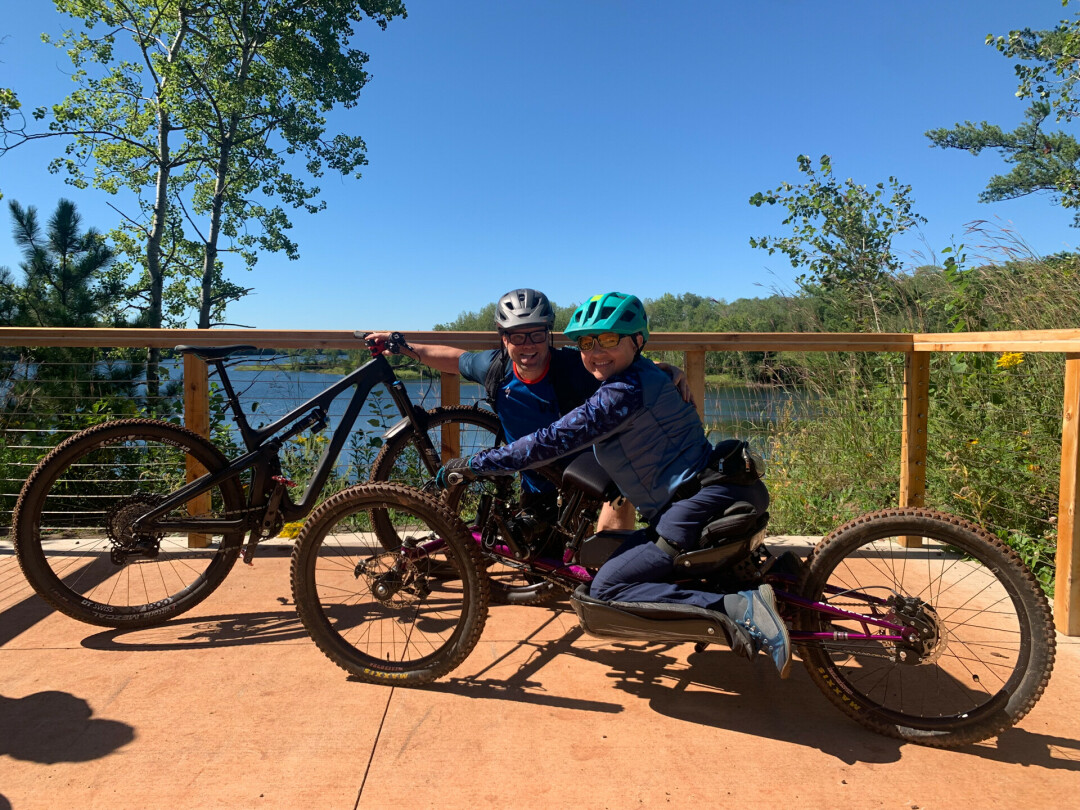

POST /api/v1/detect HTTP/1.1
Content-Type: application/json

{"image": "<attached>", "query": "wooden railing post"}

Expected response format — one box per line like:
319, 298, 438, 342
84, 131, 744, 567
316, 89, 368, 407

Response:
440, 371, 461, 458
899, 350, 930, 547
1056, 354, 1080, 634
183, 353, 211, 549
685, 349, 706, 424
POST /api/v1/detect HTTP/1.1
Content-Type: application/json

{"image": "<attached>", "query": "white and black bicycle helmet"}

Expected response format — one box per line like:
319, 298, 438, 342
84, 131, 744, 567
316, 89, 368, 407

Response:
494, 288, 556, 332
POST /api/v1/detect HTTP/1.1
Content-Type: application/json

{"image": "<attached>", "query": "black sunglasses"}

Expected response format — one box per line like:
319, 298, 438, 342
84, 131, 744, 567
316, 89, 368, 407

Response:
504, 329, 549, 345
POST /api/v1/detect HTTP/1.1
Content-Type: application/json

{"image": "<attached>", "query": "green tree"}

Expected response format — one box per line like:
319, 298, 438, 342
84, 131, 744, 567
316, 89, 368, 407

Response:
1, 0, 406, 331
435, 299, 579, 332
0, 198, 152, 433
1, 199, 119, 327
749, 155, 926, 296
926, 1, 1080, 225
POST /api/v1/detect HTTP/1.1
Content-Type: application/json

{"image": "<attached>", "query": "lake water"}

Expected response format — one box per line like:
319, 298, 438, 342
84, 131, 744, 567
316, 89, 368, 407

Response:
193, 363, 808, 440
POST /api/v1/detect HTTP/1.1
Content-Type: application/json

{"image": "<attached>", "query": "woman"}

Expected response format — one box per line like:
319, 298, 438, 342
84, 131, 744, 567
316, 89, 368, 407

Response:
438, 292, 789, 677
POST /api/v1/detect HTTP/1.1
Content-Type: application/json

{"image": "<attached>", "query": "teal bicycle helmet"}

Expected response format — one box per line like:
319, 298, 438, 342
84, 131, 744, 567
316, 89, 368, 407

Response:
564, 292, 649, 341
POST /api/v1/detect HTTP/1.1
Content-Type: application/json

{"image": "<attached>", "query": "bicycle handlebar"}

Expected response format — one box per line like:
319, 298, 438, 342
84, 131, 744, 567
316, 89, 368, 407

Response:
355, 331, 413, 359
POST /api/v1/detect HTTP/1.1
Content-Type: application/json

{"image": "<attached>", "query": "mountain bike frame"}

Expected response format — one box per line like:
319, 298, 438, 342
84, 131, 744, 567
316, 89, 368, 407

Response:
131, 339, 438, 544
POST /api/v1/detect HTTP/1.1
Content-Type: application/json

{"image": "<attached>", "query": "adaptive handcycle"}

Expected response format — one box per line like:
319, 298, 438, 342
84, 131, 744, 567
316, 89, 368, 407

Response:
288, 452, 1056, 749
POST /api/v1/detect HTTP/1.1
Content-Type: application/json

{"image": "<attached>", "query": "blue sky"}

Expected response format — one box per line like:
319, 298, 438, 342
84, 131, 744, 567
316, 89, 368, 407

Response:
1, 1, 1077, 330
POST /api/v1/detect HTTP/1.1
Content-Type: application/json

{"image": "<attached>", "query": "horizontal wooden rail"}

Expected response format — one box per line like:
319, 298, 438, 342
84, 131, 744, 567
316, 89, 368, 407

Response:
0, 327, 922, 352
6, 326, 1080, 353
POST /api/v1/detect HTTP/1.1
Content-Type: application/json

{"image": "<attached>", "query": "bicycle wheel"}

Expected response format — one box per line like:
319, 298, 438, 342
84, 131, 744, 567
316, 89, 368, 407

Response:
369, 405, 502, 545
798, 508, 1055, 747
290, 482, 489, 684
12, 419, 246, 628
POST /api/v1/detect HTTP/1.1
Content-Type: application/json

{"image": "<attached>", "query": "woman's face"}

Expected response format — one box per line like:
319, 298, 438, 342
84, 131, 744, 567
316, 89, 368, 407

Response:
580, 333, 641, 381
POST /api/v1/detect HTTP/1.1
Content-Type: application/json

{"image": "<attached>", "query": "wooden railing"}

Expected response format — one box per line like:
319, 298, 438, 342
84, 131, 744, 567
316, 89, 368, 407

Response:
2, 325, 1078, 635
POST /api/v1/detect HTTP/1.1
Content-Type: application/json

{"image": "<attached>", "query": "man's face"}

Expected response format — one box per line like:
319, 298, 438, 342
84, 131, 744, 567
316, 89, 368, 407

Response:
501, 326, 551, 378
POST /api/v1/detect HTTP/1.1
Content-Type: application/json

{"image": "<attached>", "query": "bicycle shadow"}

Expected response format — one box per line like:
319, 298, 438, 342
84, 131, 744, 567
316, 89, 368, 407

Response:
79, 602, 306, 651
387, 611, 626, 715
424, 606, 1080, 770
0, 691, 134, 764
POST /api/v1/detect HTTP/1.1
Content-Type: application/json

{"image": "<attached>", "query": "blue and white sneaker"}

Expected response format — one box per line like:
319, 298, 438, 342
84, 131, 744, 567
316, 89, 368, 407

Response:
735, 584, 791, 679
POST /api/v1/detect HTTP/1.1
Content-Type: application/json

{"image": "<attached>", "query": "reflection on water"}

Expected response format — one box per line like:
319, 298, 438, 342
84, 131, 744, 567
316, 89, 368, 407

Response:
704, 385, 818, 440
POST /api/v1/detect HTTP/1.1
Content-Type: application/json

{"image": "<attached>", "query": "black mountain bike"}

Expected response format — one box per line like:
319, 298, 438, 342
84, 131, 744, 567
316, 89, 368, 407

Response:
12, 334, 502, 628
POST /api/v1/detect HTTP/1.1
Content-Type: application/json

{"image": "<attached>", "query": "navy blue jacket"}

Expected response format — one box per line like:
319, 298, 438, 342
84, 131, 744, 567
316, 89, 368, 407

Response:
469, 356, 712, 519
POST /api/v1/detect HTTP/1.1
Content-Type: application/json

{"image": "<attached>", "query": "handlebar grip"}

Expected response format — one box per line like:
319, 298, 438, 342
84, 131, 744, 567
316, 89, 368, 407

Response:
446, 471, 465, 486
357, 331, 412, 358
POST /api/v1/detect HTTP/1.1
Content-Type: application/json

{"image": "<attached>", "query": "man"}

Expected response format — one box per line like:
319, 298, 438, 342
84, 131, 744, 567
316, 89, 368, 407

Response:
370, 288, 689, 530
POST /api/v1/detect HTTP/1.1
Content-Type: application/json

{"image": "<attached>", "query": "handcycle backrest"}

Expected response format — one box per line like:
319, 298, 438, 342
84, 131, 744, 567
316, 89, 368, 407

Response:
671, 503, 769, 574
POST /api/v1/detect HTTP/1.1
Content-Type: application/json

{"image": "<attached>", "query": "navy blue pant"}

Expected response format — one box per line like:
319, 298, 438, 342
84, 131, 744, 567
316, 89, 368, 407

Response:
589, 479, 769, 610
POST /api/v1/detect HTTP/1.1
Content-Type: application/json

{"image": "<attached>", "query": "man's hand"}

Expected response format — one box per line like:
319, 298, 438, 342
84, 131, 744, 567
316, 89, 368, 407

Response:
656, 362, 695, 406
364, 331, 412, 357
435, 457, 478, 489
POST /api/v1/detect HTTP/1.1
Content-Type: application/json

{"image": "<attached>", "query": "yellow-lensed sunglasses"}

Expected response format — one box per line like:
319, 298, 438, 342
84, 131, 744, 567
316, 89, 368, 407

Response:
575, 333, 626, 352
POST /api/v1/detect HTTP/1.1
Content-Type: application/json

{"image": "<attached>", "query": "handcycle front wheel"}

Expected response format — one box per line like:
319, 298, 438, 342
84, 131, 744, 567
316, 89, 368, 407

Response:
290, 482, 489, 685
12, 418, 246, 628
797, 508, 1055, 748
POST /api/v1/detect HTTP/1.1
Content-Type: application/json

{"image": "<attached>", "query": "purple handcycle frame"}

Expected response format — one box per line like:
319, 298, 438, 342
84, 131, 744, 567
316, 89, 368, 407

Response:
409, 531, 916, 645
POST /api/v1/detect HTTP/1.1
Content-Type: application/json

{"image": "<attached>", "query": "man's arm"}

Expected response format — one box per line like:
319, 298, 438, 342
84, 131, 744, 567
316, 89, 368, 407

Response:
366, 331, 466, 375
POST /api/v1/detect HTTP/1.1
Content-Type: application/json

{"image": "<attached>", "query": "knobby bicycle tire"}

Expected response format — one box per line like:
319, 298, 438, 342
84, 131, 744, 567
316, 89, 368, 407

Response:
797, 508, 1055, 748
290, 482, 489, 684
13, 418, 246, 628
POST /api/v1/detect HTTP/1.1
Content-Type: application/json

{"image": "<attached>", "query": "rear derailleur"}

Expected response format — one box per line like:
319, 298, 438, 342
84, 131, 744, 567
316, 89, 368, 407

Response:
106, 493, 166, 565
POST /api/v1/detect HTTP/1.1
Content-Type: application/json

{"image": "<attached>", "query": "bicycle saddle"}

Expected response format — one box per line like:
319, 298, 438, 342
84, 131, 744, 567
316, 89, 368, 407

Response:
175, 345, 258, 360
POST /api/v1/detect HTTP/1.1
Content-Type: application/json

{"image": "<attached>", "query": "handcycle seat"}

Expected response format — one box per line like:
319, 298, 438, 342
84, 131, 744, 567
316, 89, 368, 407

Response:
561, 452, 622, 502
175, 345, 259, 361
570, 585, 731, 644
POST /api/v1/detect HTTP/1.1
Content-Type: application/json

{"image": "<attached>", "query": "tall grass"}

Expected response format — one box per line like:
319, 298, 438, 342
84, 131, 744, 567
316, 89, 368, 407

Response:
727, 228, 1079, 595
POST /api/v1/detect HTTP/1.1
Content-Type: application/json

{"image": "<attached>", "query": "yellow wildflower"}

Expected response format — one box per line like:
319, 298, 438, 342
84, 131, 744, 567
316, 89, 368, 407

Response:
996, 352, 1024, 369
279, 521, 305, 539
